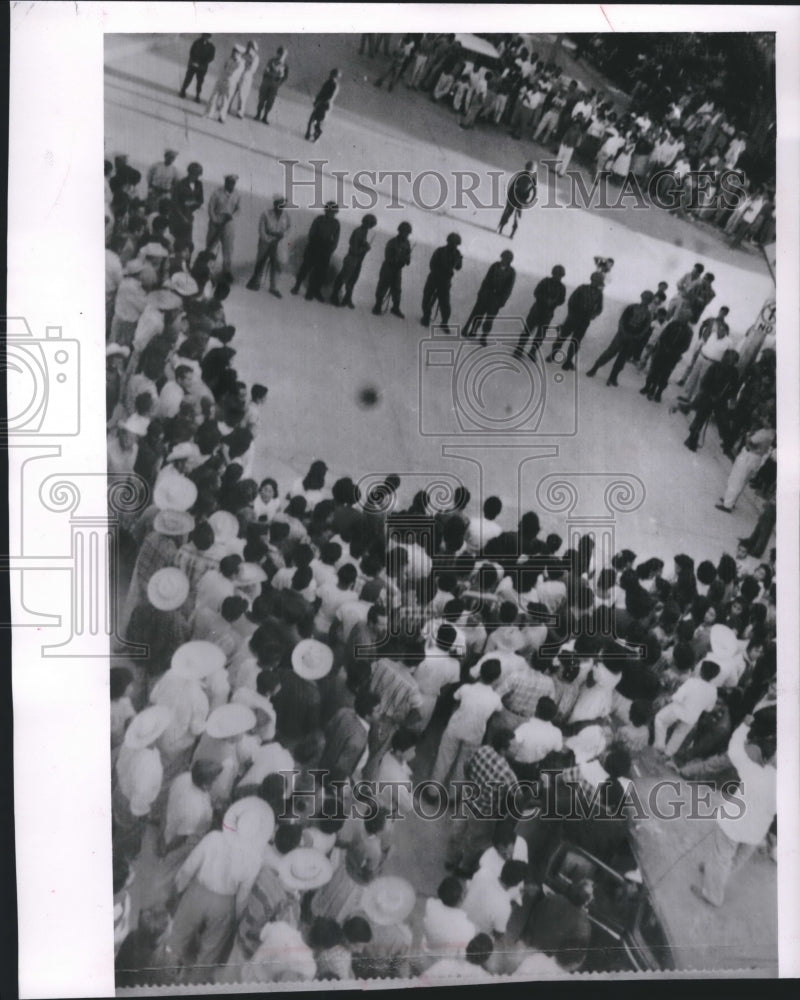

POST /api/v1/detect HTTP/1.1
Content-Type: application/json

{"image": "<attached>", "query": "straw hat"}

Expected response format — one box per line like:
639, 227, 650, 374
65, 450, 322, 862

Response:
278, 848, 334, 891
119, 414, 149, 437
171, 641, 226, 680
222, 796, 275, 843
208, 510, 239, 543
149, 288, 183, 311
165, 442, 201, 465
153, 473, 197, 513
147, 567, 190, 610
123, 257, 145, 276
167, 272, 199, 297
291, 639, 333, 681
205, 703, 256, 739
237, 562, 267, 586
140, 242, 169, 259
153, 509, 194, 536
362, 876, 416, 926
123, 705, 172, 750
106, 343, 131, 359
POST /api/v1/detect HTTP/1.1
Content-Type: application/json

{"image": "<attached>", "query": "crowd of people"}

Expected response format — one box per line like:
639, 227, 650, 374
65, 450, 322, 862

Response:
360, 32, 775, 248
104, 33, 778, 988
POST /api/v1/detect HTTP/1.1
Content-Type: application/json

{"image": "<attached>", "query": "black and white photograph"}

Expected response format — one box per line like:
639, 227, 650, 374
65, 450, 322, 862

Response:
7, 3, 800, 995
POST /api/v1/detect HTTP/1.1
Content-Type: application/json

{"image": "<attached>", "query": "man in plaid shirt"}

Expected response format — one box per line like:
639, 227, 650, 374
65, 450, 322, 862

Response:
503, 663, 556, 718
447, 729, 519, 875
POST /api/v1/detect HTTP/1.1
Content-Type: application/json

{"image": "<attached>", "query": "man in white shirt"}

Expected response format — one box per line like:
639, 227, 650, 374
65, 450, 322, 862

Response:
414, 623, 462, 730
510, 697, 563, 769
694, 711, 776, 906
653, 660, 720, 756
422, 877, 477, 958
462, 860, 528, 935
464, 495, 504, 555
431, 659, 503, 793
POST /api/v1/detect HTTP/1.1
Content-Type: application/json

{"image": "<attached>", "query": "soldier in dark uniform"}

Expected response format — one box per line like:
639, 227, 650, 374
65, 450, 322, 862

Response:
306, 69, 341, 142
420, 232, 463, 329
256, 47, 289, 124
462, 250, 517, 345
546, 271, 605, 371
683, 350, 740, 452
497, 160, 537, 238
179, 34, 216, 102
640, 317, 694, 402
291, 202, 341, 302
372, 222, 413, 318
586, 290, 655, 386
514, 264, 567, 360
330, 213, 378, 307
169, 162, 204, 243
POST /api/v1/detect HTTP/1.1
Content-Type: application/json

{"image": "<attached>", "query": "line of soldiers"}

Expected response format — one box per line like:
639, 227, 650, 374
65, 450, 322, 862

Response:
244, 200, 606, 354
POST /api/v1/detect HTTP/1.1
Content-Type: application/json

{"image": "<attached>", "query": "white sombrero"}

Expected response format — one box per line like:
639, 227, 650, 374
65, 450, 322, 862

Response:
361, 876, 416, 926
153, 473, 197, 513
123, 705, 172, 750
147, 567, 190, 610
171, 641, 226, 680
205, 703, 256, 739
153, 509, 195, 536
291, 639, 333, 681
278, 848, 334, 891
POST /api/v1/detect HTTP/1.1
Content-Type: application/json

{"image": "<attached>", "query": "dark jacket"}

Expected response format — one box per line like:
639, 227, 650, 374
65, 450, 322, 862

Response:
189, 37, 215, 69
567, 283, 603, 321
346, 225, 372, 262
655, 319, 693, 361
319, 707, 370, 778
307, 214, 341, 254
531, 276, 566, 315
382, 235, 412, 270
478, 261, 516, 307
428, 244, 463, 282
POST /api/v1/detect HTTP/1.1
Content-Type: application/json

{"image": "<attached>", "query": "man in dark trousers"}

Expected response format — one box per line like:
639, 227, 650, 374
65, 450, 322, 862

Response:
306, 68, 341, 142
246, 195, 291, 298
291, 201, 341, 302
420, 232, 463, 329
330, 213, 378, 307
514, 264, 566, 360
373, 221, 413, 318
640, 316, 694, 402
498, 160, 537, 238
462, 250, 517, 345
169, 162, 204, 243
179, 33, 216, 102
586, 290, 655, 386
546, 271, 605, 371
682, 349, 740, 452
255, 46, 289, 124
